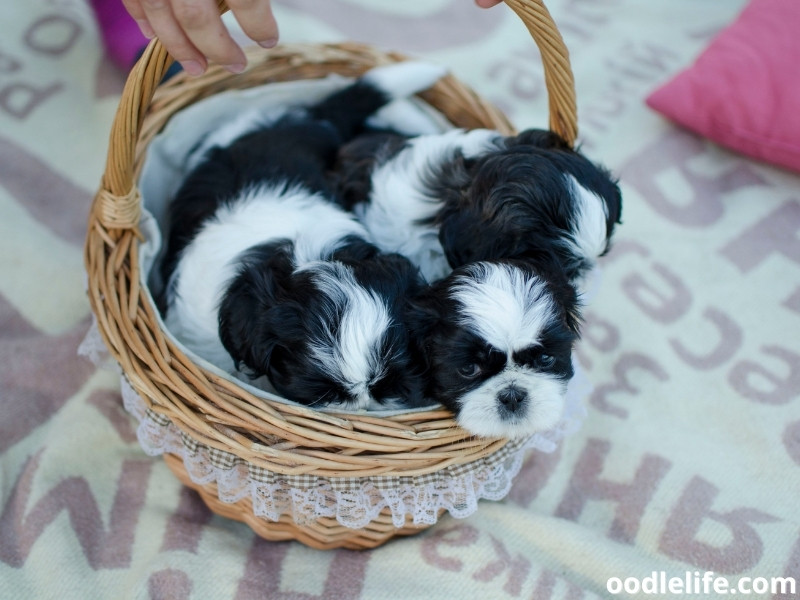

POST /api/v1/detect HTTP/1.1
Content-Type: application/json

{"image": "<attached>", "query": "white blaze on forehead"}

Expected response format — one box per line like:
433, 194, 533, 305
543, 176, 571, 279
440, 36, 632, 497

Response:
451, 263, 557, 352
305, 262, 393, 407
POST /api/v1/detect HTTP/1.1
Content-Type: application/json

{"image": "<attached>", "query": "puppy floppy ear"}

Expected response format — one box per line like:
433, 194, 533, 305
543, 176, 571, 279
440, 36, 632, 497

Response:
524, 252, 585, 338
218, 243, 299, 375
506, 128, 571, 150
562, 299, 584, 338
438, 205, 505, 268
404, 286, 446, 351
431, 156, 509, 268
551, 275, 584, 337
404, 280, 459, 380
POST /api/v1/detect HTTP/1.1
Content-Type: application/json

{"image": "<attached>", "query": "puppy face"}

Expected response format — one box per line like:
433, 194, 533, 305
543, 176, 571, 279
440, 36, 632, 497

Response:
409, 261, 579, 439
219, 241, 426, 410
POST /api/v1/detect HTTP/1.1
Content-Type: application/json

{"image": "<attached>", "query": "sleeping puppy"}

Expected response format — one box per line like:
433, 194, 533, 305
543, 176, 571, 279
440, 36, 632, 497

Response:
407, 254, 581, 439
161, 63, 444, 410
334, 127, 622, 284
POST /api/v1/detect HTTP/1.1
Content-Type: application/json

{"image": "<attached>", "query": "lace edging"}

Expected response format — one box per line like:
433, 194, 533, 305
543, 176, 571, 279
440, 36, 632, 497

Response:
120, 376, 584, 529
81, 310, 586, 530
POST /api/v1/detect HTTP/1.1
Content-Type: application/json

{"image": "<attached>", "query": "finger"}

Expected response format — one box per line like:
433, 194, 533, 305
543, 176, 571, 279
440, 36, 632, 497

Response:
121, 0, 155, 38
139, 0, 208, 75
475, 0, 504, 7
170, 0, 247, 72
227, 0, 280, 48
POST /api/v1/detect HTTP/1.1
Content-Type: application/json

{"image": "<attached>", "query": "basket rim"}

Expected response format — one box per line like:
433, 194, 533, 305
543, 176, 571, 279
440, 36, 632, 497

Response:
85, 1, 579, 480
86, 43, 532, 478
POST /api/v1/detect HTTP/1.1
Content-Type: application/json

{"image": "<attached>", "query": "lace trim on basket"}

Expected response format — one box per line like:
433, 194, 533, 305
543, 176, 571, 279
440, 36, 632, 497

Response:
81, 292, 588, 530
81, 319, 586, 529
122, 376, 583, 528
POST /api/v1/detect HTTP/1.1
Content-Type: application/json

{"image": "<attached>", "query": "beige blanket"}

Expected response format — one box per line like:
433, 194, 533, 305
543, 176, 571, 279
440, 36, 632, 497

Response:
2, 0, 798, 598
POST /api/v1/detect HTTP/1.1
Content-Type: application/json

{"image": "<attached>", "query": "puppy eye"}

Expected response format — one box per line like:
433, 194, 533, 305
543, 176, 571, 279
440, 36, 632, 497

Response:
458, 363, 482, 379
536, 354, 556, 368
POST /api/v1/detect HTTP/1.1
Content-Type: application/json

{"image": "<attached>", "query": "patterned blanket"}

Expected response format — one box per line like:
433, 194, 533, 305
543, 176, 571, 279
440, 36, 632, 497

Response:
2, 1, 798, 598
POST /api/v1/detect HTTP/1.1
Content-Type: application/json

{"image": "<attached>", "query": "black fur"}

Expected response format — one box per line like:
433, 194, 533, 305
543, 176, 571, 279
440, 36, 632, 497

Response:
218, 239, 428, 408
162, 72, 432, 409
335, 127, 623, 283
307, 81, 391, 140
331, 130, 409, 211
161, 81, 401, 292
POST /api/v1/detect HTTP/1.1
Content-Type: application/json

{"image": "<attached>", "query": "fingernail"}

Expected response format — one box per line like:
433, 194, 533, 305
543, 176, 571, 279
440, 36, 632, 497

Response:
181, 60, 205, 76
225, 63, 246, 74
136, 19, 155, 39
258, 38, 278, 49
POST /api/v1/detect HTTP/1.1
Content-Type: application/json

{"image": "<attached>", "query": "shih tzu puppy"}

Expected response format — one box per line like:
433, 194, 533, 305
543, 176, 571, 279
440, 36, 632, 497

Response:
160, 62, 445, 410
407, 254, 581, 439
332, 123, 621, 437
334, 127, 622, 284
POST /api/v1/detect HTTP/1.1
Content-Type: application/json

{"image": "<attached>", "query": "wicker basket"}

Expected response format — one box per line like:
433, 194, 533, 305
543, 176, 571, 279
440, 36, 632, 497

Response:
84, 0, 578, 550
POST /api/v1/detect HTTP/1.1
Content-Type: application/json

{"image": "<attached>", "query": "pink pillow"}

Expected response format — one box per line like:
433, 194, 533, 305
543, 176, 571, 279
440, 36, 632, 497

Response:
646, 0, 800, 173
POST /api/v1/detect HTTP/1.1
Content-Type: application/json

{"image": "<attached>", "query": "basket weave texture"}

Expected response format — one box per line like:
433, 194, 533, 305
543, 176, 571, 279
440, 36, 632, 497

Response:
84, 0, 577, 550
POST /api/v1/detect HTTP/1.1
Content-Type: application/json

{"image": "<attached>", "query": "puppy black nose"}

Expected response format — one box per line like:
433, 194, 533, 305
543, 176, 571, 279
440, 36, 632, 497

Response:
497, 386, 528, 412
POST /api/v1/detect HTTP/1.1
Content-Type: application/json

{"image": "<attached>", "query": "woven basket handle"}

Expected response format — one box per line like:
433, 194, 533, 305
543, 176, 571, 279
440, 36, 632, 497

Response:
504, 0, 577, 144
96, 0, 576, 230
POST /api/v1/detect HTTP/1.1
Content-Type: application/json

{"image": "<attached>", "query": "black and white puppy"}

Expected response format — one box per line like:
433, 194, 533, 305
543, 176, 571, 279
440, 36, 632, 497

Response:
161, 62, 444, 410
407, 255, 581, 439
333, 125, 620, 437
334, 127, 622, 284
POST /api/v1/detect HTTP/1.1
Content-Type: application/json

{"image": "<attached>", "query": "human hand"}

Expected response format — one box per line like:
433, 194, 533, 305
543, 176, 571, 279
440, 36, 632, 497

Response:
122, 0, 503, 78
122, 0, 279, 76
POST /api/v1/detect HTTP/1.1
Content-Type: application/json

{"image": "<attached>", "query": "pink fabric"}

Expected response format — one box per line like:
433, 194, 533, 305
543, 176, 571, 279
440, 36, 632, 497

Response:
89, 0, 148, 70
646, 0, 800, 173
